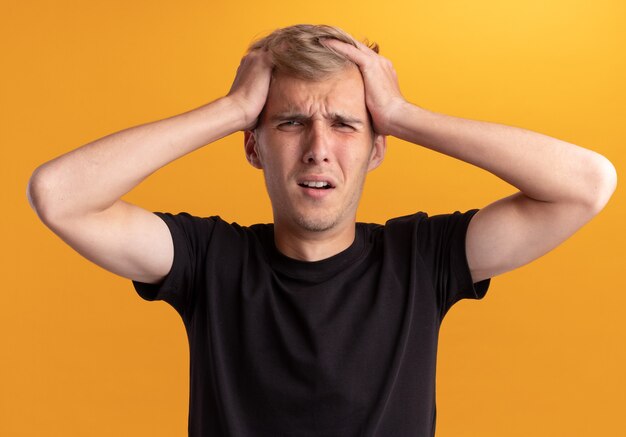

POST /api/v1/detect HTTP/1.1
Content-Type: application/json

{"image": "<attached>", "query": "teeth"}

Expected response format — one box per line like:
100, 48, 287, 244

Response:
302, 181, 329, 188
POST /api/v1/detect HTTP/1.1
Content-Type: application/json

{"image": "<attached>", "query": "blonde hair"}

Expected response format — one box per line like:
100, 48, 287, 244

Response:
247, 24, 379, 80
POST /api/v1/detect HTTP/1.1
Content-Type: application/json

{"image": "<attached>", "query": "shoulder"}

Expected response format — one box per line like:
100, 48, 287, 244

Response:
383, 209, 479, 232
384, 210, 478, 226
153, 212, 272, 248
371, 209, 480, 252
156, 211, 263, 231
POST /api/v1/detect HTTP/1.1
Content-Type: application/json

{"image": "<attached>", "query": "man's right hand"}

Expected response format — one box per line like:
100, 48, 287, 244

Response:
226, 48, 274, 131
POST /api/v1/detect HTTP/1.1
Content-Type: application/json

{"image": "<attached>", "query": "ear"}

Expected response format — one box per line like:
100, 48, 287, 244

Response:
244, 130, 263, 169
367, 134, 387, 171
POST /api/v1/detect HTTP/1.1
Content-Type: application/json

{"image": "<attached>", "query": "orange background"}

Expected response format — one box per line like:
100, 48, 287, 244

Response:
3, 1, 625, 436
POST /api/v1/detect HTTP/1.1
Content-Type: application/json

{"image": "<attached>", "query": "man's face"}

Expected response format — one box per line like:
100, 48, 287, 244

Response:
245, 64, 386, 234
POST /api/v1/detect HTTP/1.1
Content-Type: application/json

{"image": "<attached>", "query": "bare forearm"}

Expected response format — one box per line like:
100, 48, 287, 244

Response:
391, 103, 617, 209
28, 96, 244, 221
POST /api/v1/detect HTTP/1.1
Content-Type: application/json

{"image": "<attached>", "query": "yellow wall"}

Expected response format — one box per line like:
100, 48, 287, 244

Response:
3, 1, 624, 435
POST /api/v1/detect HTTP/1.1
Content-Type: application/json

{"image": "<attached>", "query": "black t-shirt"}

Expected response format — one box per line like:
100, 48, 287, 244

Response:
132, 209, 491, 437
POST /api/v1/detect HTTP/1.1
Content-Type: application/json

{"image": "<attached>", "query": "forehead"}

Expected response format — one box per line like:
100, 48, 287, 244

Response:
264, 65, 367, 116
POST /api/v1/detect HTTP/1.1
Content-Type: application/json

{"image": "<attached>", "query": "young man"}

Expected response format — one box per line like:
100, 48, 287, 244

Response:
28, 24, 616, 436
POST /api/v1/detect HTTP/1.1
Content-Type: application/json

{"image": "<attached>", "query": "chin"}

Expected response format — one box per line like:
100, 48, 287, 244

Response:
293, 213, 339, 232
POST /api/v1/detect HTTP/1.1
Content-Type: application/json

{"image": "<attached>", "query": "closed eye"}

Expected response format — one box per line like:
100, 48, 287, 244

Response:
335, 122, 355, 131
276, 120, 357, 132
277, 120, 303, 130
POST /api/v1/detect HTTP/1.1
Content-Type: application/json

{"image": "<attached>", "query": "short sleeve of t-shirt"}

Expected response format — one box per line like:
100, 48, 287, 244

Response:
131, 211, 218, 318
417, 208, 491, 318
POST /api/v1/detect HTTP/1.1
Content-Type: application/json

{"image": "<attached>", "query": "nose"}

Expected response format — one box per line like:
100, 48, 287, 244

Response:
302, 121, 330, 164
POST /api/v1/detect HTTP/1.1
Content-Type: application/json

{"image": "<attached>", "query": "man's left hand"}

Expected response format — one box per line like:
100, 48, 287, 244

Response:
321, 38, 408, 136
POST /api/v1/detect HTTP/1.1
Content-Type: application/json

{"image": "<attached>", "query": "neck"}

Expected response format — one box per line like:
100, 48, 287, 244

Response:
273, 219, 357, 262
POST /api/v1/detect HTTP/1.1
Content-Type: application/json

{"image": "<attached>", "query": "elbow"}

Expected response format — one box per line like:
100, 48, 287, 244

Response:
27, 167, 44, 214
27, 165, 58, 225
585, 155, 617, 215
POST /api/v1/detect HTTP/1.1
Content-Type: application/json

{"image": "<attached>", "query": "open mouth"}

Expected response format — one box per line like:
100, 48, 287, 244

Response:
298, 181, 334, 190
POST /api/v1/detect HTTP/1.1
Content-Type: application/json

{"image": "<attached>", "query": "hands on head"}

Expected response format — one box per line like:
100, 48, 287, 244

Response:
226, 38, 409, 136
226, 48, 274, 132
319, 39, 408, 136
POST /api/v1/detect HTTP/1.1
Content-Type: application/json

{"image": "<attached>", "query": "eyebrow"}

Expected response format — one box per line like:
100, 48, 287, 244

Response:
269, 112, 365, 125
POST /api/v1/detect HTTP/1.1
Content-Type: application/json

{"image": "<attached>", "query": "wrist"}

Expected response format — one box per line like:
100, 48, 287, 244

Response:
384, 100, 422, 137
220, 95, 254, 132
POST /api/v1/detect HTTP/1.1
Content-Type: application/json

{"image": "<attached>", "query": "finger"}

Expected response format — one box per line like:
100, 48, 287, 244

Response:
320, 38, 370, 67
353, 39, 375, 52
